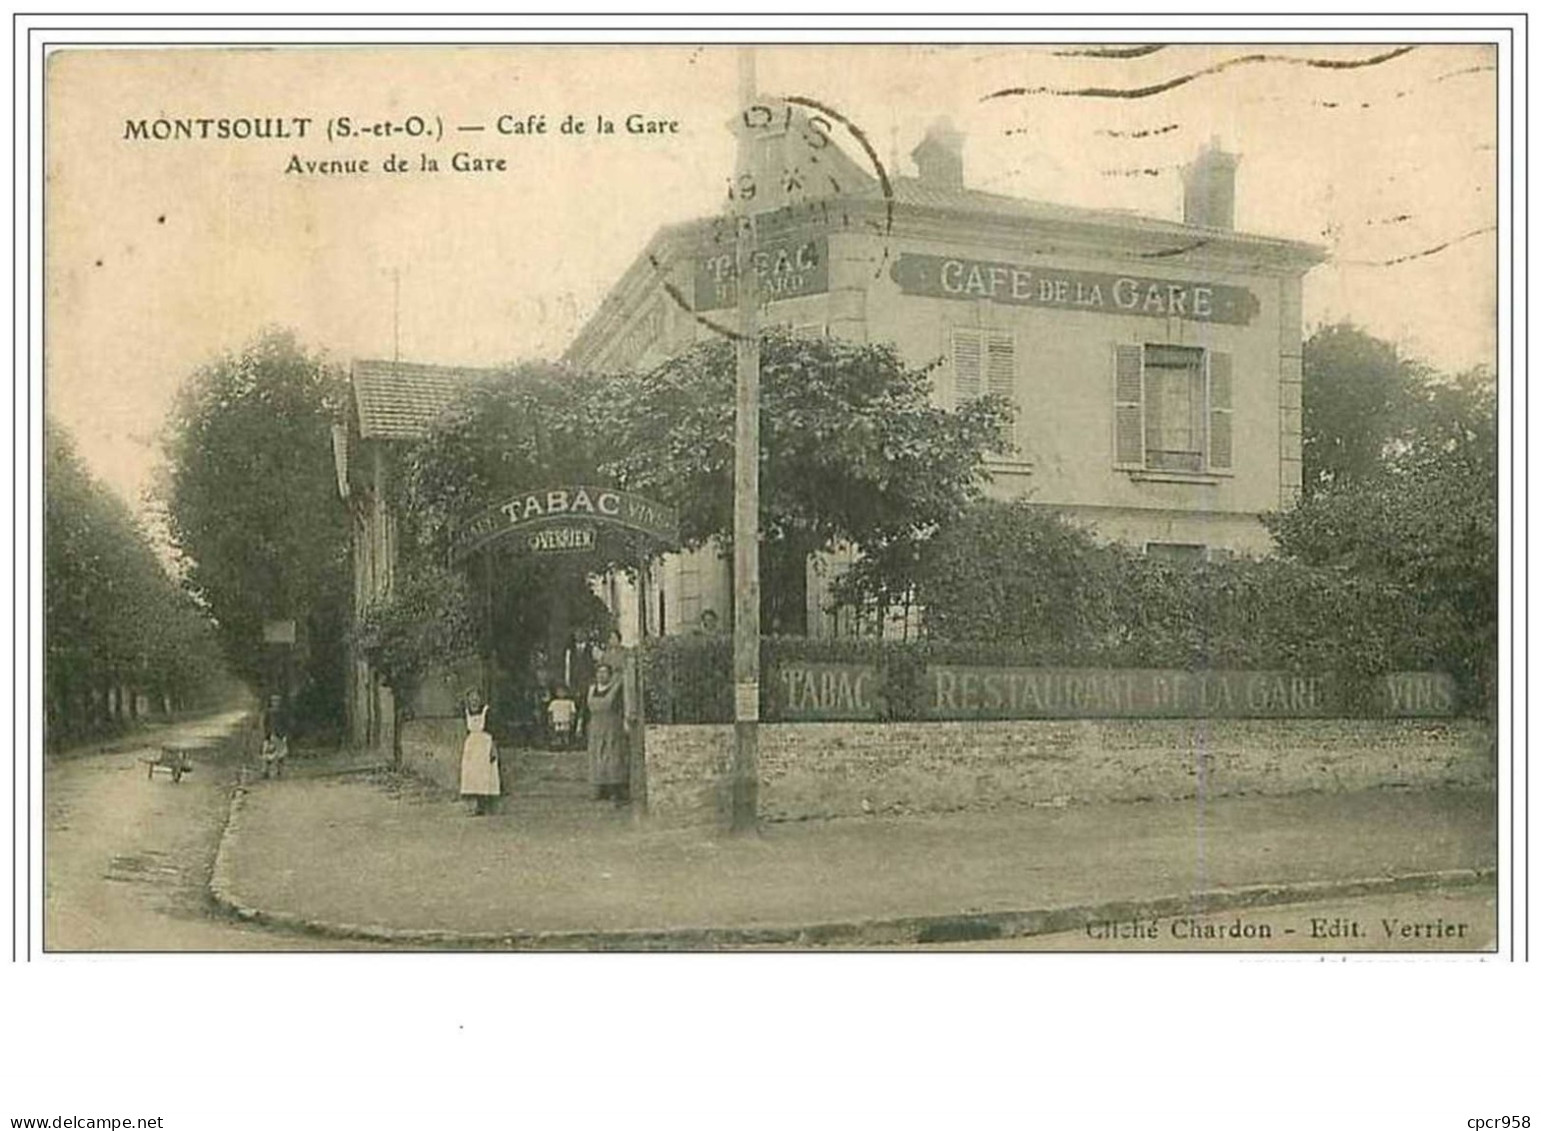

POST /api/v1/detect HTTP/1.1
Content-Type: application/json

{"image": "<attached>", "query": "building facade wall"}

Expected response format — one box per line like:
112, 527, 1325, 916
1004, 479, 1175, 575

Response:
571, 195, 1318, 638
840, 229, 1291, 553
344, 439, 401, 750
656, 228, 1299, 557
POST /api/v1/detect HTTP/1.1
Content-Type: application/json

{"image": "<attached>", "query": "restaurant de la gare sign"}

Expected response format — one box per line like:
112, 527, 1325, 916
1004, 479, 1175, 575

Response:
773, 663, 1458, 722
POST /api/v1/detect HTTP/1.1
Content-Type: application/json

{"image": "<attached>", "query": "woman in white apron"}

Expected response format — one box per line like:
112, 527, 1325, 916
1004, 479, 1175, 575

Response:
459, 689, 501, 816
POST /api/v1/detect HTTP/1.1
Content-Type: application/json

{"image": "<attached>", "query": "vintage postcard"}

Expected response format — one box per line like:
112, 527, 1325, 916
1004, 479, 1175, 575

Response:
35, 38, 1503, 959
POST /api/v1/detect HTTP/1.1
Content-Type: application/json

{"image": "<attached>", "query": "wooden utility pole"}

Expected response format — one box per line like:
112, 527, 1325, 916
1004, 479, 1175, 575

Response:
627, 557, 650, 821
730, 47, 761, 832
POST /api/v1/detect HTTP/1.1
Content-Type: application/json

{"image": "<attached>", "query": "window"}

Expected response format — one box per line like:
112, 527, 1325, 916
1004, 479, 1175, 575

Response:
677, 554, 702, 633
1145, 542, 1207, 563
1113, 344, 1233, 473
1145, 543, 1236, 563
953, 328, 1018, 454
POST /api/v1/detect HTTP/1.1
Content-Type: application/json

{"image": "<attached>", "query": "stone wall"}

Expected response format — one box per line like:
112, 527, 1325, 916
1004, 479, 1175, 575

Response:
644, 718, 1494, 826
400, 716, 465, 793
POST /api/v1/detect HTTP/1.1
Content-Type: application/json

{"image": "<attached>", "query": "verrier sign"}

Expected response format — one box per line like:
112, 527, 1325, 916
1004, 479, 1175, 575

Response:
452, 485, 679, 561
526, 525, 596, 554
889, 253, 1260, 325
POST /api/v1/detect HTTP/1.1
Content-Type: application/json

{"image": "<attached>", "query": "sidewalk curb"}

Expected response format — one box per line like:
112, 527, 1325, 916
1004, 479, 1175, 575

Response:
207, 785, 1494, 949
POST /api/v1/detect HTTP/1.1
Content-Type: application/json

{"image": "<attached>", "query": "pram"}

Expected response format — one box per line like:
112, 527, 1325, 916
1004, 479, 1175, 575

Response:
546, 693, 578, 749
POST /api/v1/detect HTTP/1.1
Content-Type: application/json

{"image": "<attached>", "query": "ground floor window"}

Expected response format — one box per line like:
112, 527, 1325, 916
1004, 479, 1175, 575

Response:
1145, 541, 1208, 563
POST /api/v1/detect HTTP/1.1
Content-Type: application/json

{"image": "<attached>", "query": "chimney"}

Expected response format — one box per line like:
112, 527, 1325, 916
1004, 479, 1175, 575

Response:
1182, 138, 1239, 230
912, 118, 965, 190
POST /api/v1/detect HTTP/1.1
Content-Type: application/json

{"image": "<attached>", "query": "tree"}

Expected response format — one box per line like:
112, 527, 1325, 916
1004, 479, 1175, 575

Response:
46, 416, 227, 743
1270, 360, 1497, 707
161, 328, 350, 735
398, 363, 612, 561
909, 501, 1118, 651
600, 328, 1012, 634
397, 363, 630, 709
1301, 322, 1429, 497
352, 559, 478, 746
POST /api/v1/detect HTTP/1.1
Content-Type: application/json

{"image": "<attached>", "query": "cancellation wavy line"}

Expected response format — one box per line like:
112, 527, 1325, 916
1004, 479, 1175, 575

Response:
982, 44, 1417, 102
1052, 44, 1168, 60
1336, 224, 1496, 268
1094, 123, 1182, 140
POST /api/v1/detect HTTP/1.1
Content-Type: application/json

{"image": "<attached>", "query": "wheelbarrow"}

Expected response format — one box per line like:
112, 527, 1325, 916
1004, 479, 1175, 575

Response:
142, 744, 202, 783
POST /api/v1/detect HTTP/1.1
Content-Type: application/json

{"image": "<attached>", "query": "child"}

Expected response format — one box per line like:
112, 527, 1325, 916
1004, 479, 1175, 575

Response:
260, 733, 288, 779
259, 693, 290, 779
546, 685, 578, 749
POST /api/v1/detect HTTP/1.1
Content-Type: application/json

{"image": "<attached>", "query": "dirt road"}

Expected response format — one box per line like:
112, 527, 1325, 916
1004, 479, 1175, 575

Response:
42, 712, 367, 951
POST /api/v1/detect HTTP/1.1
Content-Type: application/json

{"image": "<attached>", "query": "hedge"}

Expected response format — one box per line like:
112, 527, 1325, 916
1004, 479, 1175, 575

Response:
639, 634, 1450, 724
640, 500, 1491, 723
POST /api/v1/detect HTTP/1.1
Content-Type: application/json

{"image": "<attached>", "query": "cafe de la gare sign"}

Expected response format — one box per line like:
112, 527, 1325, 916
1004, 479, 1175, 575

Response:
772, 662, 1457, 722
451, 485, 680, 561
889, 253, 1260, 326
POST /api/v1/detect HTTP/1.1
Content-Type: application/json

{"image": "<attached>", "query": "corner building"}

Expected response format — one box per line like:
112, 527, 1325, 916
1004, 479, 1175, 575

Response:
565, 118, 1325, 638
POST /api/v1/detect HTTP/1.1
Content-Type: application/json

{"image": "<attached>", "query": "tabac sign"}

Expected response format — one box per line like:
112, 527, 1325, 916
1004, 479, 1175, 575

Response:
696, 233, 829, 311
452, 485, 679, 561
890, 254, 1259, 326
773, 661, 883, 721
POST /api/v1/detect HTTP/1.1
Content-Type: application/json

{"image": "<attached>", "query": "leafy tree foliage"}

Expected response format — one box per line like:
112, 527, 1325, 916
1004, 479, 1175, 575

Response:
396, 364, 627, 700
1269, 363, 1497, 705
352, 560, 478, 700
1301, 322, 1430, 497
161, 328, 350, 732
911, 500, 1404, 681
911, 501, 1118, 649
398, 363, 613, 560
382, 334, 1009, 699
46, 416, 227, 743
600, 328, 1012, 633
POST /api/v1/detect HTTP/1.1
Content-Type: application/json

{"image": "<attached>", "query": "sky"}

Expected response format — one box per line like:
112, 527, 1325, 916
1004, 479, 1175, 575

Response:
44, 41, 1498, 512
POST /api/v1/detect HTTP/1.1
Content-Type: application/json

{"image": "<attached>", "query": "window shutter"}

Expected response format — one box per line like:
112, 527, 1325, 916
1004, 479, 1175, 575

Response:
953, 331, 982, 402
1113, 344, 1144, 468
1208, 351, 1234, 470
985, 332, 1016, 448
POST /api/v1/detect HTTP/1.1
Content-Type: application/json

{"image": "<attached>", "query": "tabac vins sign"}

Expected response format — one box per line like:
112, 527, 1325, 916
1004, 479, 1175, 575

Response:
889, 254, 1260, 326
451, 485, 679, 562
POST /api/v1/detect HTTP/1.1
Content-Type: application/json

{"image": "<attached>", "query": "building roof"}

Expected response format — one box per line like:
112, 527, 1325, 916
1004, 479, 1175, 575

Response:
565, 155, 1326, 370
351, 359, 498, 441
876, 175, 1246, 241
